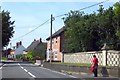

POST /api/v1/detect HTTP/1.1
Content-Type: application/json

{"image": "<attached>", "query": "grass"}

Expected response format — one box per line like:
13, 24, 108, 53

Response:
51, 62, 92, 67
2, 57, 7, 60
50, 62, 118, 68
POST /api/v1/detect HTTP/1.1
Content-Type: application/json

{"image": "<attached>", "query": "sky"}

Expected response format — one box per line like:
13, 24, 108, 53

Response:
1, 0, 119, 48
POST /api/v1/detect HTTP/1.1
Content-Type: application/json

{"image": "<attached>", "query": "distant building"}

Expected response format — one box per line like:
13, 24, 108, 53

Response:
14, 41, 26, 58
46, 26, 66, 62
9, 50, 15, 58
25, 39, 40, 52
25, 38, 47, 59
2, 48, 12, 58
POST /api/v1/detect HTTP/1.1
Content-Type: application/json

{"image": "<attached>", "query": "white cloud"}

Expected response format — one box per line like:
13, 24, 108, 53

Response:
2, 0, 119, 2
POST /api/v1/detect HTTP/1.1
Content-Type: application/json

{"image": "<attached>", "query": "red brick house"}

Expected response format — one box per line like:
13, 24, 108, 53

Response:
46, 26, 66, 62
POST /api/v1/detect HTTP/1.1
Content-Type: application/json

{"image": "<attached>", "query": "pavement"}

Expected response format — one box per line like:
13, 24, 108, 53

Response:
36, 64, 120, 80
59, 70, 119, 80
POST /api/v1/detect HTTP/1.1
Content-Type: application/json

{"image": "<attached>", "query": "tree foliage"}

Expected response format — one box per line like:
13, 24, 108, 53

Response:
113, 2, 120, 38
24, 43, 47, 60
33, 43, 47, 60
16, 54, 23, 60
1, 10, 15, 47
25, 51, 33, 61
64, 3, 120, 52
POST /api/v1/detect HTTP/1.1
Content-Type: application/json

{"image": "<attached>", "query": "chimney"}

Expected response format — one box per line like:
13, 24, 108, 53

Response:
40, 38, 42, 43
34, 39, 36, 42
16, 42, 19, 48
20, 41, 22, 45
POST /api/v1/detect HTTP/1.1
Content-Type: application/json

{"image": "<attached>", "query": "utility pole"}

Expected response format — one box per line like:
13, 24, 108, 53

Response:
6, 46, 7, 58
50, 14, 53, 63
10, 43, 12, 49
0, 6, 2, 61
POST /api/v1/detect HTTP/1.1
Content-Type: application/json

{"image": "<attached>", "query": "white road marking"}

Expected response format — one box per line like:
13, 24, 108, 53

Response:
18, 63, 36, 78
18, 63, 20, 66
21, 67, 24, 69
28, 72, 36, 78
0, 64, 6, 69
0, 67, 2, 69
24, 69, 28, 72
40, 67, 77, 78
3, 64, 6, 66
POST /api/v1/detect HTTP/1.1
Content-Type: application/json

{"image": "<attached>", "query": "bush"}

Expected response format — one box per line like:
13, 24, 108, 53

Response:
25, 51, 33, 61
16, 54, 23, 60
2, 57, 7, 60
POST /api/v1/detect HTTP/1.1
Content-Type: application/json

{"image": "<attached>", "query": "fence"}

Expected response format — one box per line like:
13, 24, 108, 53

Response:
63, 50, 120, 66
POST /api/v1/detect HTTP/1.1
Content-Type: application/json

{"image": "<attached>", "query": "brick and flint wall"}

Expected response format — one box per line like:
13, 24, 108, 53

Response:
64, 50, 120, 67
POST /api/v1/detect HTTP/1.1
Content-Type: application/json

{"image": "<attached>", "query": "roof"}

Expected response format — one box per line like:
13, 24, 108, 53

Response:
25, 40, 40, 52
25, 39, 47, 52
46, 26, 66, 40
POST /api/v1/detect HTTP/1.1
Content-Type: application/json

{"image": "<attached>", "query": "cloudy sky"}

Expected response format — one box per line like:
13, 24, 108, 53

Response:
1, 0, 118, 48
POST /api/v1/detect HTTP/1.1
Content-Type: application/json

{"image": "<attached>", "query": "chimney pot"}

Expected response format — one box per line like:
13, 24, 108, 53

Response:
20, 41, 22, 45
40, 38, 42, 43
16, 42, 19, 48
34, 39, 36, 41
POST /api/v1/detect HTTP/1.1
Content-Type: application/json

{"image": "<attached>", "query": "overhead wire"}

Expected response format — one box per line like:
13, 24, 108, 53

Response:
11, 19, 50, 41
52, 0, 110, 34
54, 0, 109, 19
11, 0, 109, 42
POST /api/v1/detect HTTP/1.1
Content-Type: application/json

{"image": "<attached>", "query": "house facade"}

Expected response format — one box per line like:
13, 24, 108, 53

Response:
46, 27, 66, 62
6, 41, 26, 59
14, 41, 26, 58
8, 50, 15, 59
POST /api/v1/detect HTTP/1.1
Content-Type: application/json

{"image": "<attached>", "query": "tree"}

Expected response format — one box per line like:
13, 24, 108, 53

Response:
1, 10, 15, 47
97, 5, 116, 49
64, 10, 100, 52
113, 2, 120, 49
83, 13, 100, 51
25, 51, 33, 61
63, 3, 120, 52
33, 43, 47, 60
64, 10, 84, 52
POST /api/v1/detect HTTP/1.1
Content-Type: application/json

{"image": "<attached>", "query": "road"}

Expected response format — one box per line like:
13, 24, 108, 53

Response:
1, 61, 76, 79
0, 61, 119, 80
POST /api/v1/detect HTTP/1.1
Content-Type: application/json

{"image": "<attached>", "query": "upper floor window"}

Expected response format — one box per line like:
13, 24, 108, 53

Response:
55, 51, 58, 58
52, 39, 54, 44
56, 41, 57, 43
56, 37, 58, 43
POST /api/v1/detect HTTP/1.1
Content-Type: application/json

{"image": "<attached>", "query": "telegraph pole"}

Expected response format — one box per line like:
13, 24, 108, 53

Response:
6, 46, 7, 58
0, 6, 2, 61
10, 43, 12, 49
50, 14, 53, 63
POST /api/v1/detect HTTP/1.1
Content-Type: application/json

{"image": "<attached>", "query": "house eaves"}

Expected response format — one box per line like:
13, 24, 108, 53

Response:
46, 26, 66, 40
